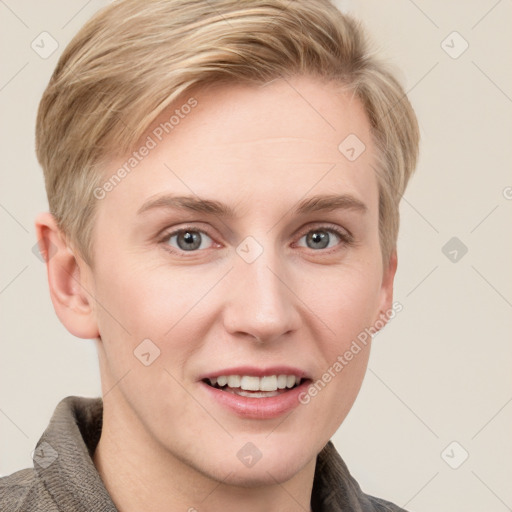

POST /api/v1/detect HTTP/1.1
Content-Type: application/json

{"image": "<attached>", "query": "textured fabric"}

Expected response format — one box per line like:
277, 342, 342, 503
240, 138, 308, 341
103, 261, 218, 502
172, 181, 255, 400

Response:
0, 396, 409, 511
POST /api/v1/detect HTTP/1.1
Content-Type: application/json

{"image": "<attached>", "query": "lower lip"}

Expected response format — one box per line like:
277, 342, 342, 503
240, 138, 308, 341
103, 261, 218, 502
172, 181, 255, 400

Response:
199, 380, 311, 420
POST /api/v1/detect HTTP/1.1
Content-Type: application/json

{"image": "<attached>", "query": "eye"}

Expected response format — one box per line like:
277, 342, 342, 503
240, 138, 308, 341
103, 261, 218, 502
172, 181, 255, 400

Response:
164, 228, 214, 252
296, 226, 351, 251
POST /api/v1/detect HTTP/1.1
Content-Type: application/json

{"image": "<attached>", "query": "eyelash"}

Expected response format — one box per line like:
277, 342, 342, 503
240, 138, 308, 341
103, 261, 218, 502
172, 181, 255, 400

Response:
158, 224, 354, 257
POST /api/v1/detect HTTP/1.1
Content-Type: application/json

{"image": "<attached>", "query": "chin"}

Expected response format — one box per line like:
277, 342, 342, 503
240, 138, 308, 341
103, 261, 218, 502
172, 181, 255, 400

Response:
197, 438, 316, 488
211, 457, 307, 488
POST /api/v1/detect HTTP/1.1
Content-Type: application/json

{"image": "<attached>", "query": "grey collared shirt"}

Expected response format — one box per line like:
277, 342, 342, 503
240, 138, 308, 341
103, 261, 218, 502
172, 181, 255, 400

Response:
0, 396, 408, 511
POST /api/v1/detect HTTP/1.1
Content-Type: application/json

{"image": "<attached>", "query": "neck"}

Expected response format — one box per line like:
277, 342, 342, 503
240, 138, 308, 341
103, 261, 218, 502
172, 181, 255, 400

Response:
92, 394, 316, 512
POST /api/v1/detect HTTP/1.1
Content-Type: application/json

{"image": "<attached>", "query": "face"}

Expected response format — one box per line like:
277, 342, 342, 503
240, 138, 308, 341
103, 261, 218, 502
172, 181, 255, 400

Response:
85, 75, 395, 486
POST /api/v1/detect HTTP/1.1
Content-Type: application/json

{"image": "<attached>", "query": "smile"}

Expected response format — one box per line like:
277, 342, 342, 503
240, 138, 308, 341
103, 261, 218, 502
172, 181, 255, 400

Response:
203, 374, 302, 398
199, 367, 311, 419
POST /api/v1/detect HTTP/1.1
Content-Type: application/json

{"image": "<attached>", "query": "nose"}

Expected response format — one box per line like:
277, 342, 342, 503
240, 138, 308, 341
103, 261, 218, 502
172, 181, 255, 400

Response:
222, 245, 301, 344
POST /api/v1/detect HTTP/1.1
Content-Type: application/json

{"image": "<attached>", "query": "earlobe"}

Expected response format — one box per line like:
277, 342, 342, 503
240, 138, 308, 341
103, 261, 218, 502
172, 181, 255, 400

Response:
35, 212, 100, 340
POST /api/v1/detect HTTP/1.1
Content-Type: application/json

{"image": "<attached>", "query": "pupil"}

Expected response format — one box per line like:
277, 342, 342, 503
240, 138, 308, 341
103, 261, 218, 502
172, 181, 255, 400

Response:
178, 231, 201, 250
308, 231, 328, 249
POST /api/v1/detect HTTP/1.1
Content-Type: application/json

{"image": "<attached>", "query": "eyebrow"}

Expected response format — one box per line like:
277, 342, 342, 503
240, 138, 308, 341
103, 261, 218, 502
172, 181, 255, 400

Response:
136, 193, 368, 217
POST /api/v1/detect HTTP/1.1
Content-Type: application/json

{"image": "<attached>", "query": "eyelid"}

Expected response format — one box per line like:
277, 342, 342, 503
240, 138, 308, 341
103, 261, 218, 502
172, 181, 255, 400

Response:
296, 222, 352, 239
158, 225, 218, 249
293, 223, 354, 249
157, 222, 354, 255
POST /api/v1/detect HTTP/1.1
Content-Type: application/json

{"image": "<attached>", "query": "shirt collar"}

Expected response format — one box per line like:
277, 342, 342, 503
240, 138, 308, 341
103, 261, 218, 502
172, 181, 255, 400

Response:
33, 395, 378, 512
33, 396, 116, 511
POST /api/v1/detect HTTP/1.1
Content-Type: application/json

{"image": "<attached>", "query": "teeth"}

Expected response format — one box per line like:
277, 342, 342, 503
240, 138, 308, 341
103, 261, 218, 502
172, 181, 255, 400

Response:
207, 374, 302, 392
241, 376, 260, 391
227, 375, 241, 388
277, 375, 288, 389
260, 375, 277, 391
225, 389, 281, 398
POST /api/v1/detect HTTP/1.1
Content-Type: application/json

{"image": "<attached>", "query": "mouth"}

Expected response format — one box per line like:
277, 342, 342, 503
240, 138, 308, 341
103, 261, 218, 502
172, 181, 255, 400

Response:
199, 366, 312, 418
202, 374, 305, 398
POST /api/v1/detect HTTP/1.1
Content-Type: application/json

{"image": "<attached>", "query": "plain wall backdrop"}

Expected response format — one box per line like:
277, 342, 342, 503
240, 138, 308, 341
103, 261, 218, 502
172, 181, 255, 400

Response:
1, 1, 511, 511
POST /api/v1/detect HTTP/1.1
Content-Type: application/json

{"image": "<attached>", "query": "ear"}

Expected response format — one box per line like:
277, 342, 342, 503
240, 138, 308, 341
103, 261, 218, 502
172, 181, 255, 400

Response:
35, 212, 99, 339
372, 248, 398, 333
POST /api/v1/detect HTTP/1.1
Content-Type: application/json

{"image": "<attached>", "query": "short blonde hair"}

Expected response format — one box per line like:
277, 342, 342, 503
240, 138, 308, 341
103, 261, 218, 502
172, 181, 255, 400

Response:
36, 0, 419, 266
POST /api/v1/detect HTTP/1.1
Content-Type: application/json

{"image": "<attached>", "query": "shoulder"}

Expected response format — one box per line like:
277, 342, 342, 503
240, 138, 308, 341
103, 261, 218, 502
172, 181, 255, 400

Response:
1, 396, 106, 512
313, 441, 409, 512
0, 468, 36, 511
0, 466, 59, 511
365, 493, 410, 512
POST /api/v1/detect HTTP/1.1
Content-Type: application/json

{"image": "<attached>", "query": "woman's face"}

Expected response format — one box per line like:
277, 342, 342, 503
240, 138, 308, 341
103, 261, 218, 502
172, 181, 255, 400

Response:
86, 75, 396, 486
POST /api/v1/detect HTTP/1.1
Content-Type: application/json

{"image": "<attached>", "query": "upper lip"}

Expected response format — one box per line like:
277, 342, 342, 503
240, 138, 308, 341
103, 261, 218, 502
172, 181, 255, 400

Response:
198, 365, 310, 381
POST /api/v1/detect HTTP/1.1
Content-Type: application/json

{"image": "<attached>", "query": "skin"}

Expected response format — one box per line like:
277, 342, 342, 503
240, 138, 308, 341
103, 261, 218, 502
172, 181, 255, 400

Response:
36, 75, 397, 512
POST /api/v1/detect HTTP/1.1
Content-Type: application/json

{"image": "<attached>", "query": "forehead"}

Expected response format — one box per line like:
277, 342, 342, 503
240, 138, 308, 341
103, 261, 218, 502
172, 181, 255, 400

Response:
156, 76, 372, 164
97, 76, 378, 217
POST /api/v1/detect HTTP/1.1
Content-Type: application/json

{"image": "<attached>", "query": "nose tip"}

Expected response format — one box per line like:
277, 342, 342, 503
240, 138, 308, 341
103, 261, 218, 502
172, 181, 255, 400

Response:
222, 259, 300, 344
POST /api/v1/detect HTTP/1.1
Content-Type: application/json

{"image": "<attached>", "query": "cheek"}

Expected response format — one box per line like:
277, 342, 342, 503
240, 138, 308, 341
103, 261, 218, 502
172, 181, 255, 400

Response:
299, 262, 382, 338
297, 274, 378, 436
91, 260, 212, 420
95, 257, 209, 332
91, 257, 227, 378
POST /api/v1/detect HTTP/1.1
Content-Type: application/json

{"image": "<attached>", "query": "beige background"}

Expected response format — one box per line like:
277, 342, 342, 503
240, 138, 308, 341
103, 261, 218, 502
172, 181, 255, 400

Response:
1, 1, 511, 511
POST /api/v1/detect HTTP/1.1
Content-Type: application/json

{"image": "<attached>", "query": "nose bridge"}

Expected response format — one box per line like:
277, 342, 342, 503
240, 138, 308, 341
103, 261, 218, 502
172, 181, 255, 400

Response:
224, 239, 299, 342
